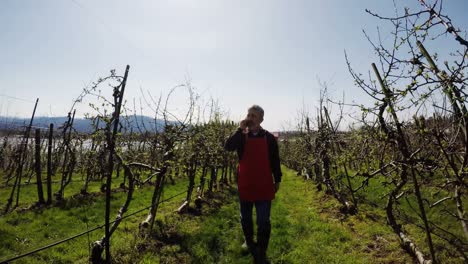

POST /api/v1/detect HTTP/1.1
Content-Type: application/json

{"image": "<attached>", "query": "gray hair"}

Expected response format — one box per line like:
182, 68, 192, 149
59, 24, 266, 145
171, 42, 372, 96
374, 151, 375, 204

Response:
248, 104, 264, 119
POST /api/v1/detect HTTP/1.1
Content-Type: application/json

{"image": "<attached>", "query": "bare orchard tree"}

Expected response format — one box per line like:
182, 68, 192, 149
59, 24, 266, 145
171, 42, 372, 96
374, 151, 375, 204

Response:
315, 87, 356, 214
346, 0, 467, 262
3, 98, 38, 214
55, 109, 77, 201
139, 81, 197, 233
69, 65, 155, 264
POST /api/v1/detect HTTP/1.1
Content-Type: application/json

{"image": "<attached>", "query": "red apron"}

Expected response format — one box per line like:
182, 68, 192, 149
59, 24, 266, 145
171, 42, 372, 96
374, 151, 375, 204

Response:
238, 134, 275, 201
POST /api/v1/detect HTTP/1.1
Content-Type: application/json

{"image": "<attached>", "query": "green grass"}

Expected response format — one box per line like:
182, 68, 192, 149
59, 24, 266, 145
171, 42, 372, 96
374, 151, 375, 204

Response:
1, 167, 417, 263
267, 167, 410, 264
0, 172, 188, 264
0, 171, 125, 209
341, 167, 467, 263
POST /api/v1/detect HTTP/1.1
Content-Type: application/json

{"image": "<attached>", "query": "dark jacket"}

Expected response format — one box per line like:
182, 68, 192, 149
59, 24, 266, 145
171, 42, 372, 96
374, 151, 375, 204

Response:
224, 128, 282, 183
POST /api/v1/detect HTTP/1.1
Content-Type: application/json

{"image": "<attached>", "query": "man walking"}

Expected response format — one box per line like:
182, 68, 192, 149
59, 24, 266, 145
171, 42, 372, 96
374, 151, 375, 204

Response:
225, 105, 282, 264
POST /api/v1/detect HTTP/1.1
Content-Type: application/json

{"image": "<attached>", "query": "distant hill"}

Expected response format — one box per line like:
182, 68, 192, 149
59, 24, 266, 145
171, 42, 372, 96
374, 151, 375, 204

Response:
0, 115, 167, 133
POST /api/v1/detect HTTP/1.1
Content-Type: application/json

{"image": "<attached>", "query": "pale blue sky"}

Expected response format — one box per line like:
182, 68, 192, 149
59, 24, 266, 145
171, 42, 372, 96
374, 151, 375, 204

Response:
1, 0, 467, 130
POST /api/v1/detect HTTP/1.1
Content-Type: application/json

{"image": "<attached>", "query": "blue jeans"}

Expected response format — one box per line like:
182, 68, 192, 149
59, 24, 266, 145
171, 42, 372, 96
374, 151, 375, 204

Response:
239, 200, 272, 256
240, 200, 271, 228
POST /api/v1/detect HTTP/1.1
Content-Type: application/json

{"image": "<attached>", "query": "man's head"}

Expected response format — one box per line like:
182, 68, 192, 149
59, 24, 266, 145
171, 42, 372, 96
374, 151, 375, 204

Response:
246, 105, 264, 131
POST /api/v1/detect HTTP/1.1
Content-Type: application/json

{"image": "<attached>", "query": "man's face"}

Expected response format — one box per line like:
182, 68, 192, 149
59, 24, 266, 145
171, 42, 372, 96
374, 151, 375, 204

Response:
246, 109, 263, 128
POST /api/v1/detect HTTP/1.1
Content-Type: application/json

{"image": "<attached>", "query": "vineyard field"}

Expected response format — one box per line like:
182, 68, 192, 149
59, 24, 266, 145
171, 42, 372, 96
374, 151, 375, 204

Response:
0, 167, 414, 263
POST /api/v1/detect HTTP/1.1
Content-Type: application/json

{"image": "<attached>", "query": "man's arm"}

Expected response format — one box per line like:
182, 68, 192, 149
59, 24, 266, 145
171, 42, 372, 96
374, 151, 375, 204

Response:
268, 133, 282, 184
224, 128, 243, 152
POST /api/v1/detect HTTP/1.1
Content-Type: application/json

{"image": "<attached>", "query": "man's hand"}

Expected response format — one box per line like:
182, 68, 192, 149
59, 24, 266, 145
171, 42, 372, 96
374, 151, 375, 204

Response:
274, 182, 280, 193
239, 119, 249, 133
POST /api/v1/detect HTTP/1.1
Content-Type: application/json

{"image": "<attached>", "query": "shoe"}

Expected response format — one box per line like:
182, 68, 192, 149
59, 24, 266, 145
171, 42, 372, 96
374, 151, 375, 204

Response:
255, 248, 271, 264
241, 240, 249, 250
241, 240, 257, 256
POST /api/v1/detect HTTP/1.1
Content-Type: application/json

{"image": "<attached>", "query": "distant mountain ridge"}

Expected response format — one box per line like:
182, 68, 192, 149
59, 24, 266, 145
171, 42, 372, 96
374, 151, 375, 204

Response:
0, 115, 167, 133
